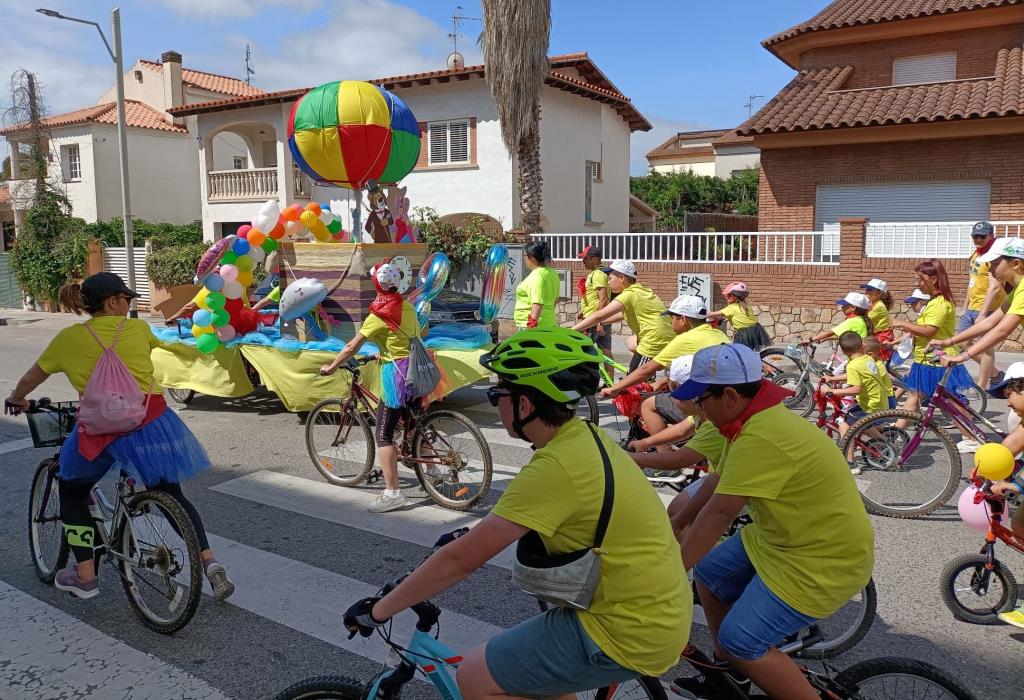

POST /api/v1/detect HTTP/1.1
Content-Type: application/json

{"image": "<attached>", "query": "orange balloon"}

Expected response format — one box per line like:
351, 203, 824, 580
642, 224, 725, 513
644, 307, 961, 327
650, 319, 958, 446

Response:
248, 229, 267, 247
281, 205, 301, 222
269, 218, 285, 240
307, 202, 321, 216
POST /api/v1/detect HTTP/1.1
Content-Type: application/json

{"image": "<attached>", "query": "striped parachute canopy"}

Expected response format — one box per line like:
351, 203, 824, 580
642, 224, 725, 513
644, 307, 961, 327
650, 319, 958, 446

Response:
287, 80, 419, 189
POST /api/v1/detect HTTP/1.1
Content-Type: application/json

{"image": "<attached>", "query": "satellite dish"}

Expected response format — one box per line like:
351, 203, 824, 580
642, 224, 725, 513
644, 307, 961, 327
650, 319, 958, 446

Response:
447, 51, 465, 69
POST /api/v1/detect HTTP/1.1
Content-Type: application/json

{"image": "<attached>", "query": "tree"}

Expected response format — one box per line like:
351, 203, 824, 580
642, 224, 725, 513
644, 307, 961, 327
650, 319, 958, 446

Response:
480, 0, 551, 234
630, 168, 760, 231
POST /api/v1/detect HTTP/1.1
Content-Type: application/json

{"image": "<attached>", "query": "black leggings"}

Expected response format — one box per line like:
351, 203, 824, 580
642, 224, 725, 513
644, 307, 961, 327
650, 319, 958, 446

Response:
375, 402, 407, 448
59, 478, 211, 564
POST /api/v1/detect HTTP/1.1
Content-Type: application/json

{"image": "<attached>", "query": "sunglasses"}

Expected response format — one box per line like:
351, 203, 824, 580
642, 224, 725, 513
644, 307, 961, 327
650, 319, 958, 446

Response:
692, 391, 713, 407
486, 387, 514, 407
971, 233, 991, 239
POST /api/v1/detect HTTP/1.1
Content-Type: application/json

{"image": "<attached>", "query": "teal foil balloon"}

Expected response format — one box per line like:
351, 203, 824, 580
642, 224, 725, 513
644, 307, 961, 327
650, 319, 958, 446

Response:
479, 244, 508, 324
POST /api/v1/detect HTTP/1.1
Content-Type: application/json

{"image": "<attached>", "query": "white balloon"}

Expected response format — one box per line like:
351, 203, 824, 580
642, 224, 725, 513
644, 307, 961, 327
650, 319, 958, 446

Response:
223, 280, 244, 299
248, 246, 266, 264
284, 220, 305, 238
255, 199, 279, 234
318, 210, 333, 225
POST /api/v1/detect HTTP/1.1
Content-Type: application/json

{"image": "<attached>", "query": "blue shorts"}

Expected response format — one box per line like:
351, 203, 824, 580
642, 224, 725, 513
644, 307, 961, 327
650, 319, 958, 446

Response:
485, 607, 638, 697
694, 535, 816, 661
957, 309, 981, 334
846, 405, 866, 422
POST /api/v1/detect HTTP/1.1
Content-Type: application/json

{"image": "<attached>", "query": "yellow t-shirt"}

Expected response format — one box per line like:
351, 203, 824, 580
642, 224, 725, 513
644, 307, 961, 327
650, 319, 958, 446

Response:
832, 315, 868, 338
845, 354, 885, 413
686, 418, 727, 473
876, 359, 895, 399
913, 296, 959, 365
358, 301, 418, 361
582, 268, 609, 317
491, 418, 690, 675
720, 302, 757, 330
652, 323, 729, 368
514, 266, 560, 327
1002, 282, 1024, 318
37, 317, 162, 394
715, 403, 874, 618
615, 284, 675, 357
868, 300, 891, 332
967, 250, 1005, 312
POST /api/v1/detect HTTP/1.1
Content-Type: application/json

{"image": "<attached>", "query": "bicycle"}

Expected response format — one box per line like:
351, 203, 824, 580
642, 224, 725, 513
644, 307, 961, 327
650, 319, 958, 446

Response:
770, 342, 843, 417
12, 398, 203, 634
940, 474, 1023, 624
810, 378, 859, 443
839, 363, 1006, 518
305, 356, 493, 511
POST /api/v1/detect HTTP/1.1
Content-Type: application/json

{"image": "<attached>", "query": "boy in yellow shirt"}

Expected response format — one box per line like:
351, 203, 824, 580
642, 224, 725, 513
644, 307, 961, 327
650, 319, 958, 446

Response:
862, 335, 898, 408
823, 332, 887, 469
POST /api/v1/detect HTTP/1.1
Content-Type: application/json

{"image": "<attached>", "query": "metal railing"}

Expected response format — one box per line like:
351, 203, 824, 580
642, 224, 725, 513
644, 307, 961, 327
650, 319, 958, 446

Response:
532, 229, 841, 265
207, 167, 310, 202
864, 221, 1024, 258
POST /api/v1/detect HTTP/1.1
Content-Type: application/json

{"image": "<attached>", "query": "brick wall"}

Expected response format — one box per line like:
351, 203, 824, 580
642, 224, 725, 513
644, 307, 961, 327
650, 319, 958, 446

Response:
758, 135, 1024, 232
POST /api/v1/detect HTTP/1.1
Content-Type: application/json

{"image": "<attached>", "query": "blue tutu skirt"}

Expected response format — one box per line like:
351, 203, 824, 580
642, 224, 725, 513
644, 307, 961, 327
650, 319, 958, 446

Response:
904, 362, 973, 403
59, 409, 212, 486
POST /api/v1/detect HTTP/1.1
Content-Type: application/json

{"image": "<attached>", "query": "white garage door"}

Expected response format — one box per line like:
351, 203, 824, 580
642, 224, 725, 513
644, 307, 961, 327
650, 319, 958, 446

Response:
815, 181, 991, 230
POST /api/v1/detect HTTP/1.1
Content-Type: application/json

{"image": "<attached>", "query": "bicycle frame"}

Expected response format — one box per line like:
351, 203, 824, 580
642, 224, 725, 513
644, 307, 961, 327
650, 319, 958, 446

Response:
973, 479, 1024, 560
812, 379, 853, 439
907, 365, 1003, 454
366, 628, 463, 700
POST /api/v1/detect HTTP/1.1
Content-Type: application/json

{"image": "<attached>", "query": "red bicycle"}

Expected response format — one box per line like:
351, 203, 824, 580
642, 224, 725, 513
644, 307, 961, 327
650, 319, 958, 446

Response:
811, 378, 857, 442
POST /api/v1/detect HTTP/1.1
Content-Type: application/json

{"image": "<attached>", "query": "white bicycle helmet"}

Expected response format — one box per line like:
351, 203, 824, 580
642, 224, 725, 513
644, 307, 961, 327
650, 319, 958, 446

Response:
373, 263, 402, 293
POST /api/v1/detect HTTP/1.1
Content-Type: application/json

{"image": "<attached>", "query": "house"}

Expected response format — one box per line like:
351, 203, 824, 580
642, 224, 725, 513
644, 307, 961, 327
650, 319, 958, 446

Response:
741, 0, 1024, 231
166, 52, 651, 241
628, 194, 659, 232
645, 128, 760, 178
0, 51, 264, 233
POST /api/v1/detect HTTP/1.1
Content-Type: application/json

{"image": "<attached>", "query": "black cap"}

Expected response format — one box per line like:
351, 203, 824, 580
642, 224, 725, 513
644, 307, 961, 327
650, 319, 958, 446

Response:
82, 272, 138, 301
972, 221, 994, 236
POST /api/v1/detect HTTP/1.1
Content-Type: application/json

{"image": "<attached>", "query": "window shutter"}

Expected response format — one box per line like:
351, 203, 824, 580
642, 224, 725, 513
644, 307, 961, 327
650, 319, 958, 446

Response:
429, 122, 448, 164
449, 121, 469, 163
892, 53, 956, 85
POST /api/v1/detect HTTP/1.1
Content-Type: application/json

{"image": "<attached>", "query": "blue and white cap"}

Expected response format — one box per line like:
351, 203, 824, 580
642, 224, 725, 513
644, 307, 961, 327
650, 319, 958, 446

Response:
978, 237, 1024, 263
670, 344, 763, 401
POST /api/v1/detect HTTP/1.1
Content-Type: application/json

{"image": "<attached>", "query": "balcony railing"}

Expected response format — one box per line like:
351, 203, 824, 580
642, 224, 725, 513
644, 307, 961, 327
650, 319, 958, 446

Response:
207, 167, 310, 203
865, 221, 1024, 258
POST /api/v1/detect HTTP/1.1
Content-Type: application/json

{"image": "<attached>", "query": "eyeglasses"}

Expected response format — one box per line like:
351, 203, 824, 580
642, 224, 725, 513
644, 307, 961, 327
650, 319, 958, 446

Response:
692, 391, 713, 407
486, 387, 514, 407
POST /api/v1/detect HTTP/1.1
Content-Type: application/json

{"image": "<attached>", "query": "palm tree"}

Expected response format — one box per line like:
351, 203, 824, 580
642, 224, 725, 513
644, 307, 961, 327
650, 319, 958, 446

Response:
480, 0, 551, 234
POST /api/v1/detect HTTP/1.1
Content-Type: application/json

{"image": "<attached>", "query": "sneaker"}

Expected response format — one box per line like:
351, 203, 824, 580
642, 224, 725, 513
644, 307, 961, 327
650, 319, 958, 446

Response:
368, 491, 408, 513
998, 605, 1024, 629
204, 560, 235, 601
671, 671, 750, 699
849, 465, 862, 476
54, 566, 100, 600
988, 370, 1006, 390
957, 439, 982, 454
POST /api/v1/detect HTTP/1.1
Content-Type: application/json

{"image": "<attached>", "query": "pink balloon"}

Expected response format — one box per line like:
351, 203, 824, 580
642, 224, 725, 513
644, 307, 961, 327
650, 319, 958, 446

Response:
216, 325, 236, 341
237, 225, 252, 240
958, 486, 996, 532
220, 264, 239, 282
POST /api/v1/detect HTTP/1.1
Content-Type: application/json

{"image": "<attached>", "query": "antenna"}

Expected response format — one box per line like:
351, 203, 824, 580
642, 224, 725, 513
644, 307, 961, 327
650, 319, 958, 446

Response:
244, 44, 255, 85
744, 94, 764, 117
448, 5, 481, 56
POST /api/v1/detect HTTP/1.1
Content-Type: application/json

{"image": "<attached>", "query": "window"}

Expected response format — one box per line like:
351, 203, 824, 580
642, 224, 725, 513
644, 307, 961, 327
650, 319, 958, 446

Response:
585, 161, 601, 223
62, 144, 81, 181
262, 141, 277, 168
428, 119, 470, 165
233, 156, 248, 170
893, 53, 956, 85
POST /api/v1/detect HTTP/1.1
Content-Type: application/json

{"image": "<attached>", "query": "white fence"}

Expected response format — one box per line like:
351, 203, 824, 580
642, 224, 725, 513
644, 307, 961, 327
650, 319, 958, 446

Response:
103, 245, 150, 308
865, 221, 1024, 258
532, 229, 840, 265
207, 167, 310, 202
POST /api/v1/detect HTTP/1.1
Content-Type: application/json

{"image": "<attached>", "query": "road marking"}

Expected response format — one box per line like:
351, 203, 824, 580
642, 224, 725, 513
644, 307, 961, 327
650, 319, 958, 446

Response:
0, 438, 34, 456
210, 470, 517, 569
204, 533, 502, 662
0, 581, 229, 700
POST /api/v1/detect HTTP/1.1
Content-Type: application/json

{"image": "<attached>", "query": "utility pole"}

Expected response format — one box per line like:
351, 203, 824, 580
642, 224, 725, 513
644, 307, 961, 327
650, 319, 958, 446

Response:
112, 8, 137, 317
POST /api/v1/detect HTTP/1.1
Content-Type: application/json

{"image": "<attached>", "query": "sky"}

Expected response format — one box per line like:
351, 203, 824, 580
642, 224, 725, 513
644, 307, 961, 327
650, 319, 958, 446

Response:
0, 0, 827, 174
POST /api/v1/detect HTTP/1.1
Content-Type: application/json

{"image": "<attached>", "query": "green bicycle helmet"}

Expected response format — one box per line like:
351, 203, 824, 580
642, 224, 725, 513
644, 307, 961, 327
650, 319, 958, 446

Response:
480, 327, 601, 404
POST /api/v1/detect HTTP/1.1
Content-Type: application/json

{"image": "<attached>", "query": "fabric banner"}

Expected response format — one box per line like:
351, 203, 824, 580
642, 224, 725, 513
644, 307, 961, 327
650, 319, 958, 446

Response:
153, 343, 254, 398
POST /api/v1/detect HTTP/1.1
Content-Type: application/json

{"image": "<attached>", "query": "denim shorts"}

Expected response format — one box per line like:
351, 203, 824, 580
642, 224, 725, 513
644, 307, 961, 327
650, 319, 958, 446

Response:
485, 607, 638, 697
694, 535, 816, 661
957, 309, 980, 334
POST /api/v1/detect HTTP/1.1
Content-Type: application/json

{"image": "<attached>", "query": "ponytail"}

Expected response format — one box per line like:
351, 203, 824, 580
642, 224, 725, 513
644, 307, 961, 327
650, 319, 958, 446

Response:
857, 307, 875, 336
880, 290, 894, 310
58, 282, 103, 316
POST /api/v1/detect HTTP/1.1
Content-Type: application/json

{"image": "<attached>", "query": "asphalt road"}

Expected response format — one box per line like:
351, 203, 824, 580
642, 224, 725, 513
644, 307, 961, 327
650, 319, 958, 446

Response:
0, 310, 1021, 699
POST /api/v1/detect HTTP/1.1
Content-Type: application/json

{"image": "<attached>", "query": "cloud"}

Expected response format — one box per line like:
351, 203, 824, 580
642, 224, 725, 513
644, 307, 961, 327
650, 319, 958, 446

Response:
630, 115, 710, 176
147, 0, 321, 20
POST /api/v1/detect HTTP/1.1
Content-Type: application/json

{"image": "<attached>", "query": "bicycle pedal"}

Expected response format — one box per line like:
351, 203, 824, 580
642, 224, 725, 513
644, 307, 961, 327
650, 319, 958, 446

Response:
367, 469, 383, 484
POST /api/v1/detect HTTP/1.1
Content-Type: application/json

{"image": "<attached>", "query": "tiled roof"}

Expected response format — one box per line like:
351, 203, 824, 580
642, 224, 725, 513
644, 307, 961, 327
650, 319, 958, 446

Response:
167, 53, 652, 131
647, 145, 716, 161
712, 130, 757, 147
765, 0, 1021, 47
646, 129, 731, 158
738, 46, 1023, 135
0, 100, 188, 135
139, 59, 265, 97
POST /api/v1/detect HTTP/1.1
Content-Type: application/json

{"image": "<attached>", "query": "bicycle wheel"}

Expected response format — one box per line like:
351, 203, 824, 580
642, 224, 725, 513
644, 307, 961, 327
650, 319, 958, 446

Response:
577, 677, 666, 700
578, 394, 600, 423
939, 553, 1018, 624
945, 381, 987, 418
773, 372, 814, 418
840, 409, 961, 518
760, 346, 802, 377
413, 409, 493, 510
306, 398, 375, 487
832, 656, 975, 699
113, 489, 203, 634
28, 458, 68, 583
166, 388, 196, 405
792, 578, 876, 659
272, 676, 364, 700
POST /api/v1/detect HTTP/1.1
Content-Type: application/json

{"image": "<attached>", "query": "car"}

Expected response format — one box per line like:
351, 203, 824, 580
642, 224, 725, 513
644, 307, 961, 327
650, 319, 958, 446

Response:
429, 288, 499, 343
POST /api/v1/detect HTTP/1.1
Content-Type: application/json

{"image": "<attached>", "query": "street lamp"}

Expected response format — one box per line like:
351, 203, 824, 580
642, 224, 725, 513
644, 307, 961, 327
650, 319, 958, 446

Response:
37, 7, 137, 317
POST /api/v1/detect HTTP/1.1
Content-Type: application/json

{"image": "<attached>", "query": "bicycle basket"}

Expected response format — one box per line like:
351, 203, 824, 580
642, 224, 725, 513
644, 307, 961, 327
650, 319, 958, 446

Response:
784, 345, 804, 360
26, 402, 79, 448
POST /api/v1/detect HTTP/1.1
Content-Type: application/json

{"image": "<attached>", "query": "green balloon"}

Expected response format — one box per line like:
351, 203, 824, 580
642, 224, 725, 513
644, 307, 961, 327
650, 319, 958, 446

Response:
327, 219, 342, 234
206, 291, 226, 310
221, 251, 238, 265
196, 333, 219, 354
210, 309, 230, 327
261, 238, 278, 253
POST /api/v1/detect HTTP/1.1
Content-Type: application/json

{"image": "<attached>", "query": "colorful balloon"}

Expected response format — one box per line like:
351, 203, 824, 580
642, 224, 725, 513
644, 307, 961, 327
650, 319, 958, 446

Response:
327, 218, 342, 234
306, 202, 321, 216
192, 309, 212, 327
479, 244, 508, 324
414, 299, 432, 330
210, 309, 230, 327
288, 80, 419, 188
220, 264, 239, 282
282, 204, 302, 222
958, 485, 996, 532
196, 235, 236, 279
232, 238, 251, 256
248, 246, 266, 265
235, 255, 255, 273
237, 224, 252, 239
203, 272, 224, 293
262, 238, 279, 253
974, 443, 1015, 481
221, 251, 238, 265
409, 253, 450, 304
190, 323, 207, 338
253, 200, 280, 234
206, 291, 226, 310
269, 219, 286, 240
279, 277, 328, 321
215, 325, 236, 342
237, 271, 253, 288
196, 333, 220, 354
284, 220, 305, 238
248, 230, 267, 247
223, 280, 244, 299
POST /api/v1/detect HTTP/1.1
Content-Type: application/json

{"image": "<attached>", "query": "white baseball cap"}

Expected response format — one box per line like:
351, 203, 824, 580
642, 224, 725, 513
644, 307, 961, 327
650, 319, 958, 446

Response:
859, 278, 888, 293
978, 237, 1024, 263
668, 355, 694, 385
663, 294, 707, 319
835, 291, 871, 310
601, 259, 637, 278
987, 361, 1024, 398
904, 288, 931, 303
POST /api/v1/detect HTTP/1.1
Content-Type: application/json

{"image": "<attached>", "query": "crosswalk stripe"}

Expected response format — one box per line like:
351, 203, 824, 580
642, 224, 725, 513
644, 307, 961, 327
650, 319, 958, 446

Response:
0, 581, 229, 700
0, 438, 34, 456
203, 533, 502, 663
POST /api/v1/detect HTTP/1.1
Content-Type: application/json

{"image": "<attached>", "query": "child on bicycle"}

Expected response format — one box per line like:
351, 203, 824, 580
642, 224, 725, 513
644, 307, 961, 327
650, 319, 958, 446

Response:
808, 292, 874, 345
859, 278, 894, 360
822, 332, 888, 473
706, 282, 771, 351
862, 336, 898, 408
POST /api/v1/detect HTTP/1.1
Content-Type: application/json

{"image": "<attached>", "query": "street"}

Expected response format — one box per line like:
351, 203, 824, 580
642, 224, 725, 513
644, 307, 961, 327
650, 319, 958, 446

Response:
1, 311, 1021, 699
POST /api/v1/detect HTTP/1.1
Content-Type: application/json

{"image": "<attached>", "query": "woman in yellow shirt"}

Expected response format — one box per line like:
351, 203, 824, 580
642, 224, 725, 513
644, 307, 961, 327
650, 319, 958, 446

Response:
513, 241, 560, 329
859, 278, 894, 360
706, 282, 771, 350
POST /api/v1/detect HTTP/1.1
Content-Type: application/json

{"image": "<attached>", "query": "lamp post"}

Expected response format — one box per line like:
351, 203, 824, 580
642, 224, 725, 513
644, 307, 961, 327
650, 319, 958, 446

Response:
37, 7, 137, 317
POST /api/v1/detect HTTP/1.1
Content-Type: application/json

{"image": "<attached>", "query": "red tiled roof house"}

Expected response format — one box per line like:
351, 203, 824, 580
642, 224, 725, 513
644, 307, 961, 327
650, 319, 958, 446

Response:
743, 0, 1024, 231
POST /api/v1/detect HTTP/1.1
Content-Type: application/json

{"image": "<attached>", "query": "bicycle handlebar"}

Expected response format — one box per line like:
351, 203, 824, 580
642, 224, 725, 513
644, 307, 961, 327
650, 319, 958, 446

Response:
4, 396, 71, 417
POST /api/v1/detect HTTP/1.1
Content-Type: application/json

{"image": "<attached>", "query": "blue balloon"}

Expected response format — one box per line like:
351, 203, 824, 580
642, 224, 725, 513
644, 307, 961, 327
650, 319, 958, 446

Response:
414, 299, 432, 330
192, 309, 212, 327
233, 238, 251, 255
203, 272, 224, 292
485, 244, 508, 267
